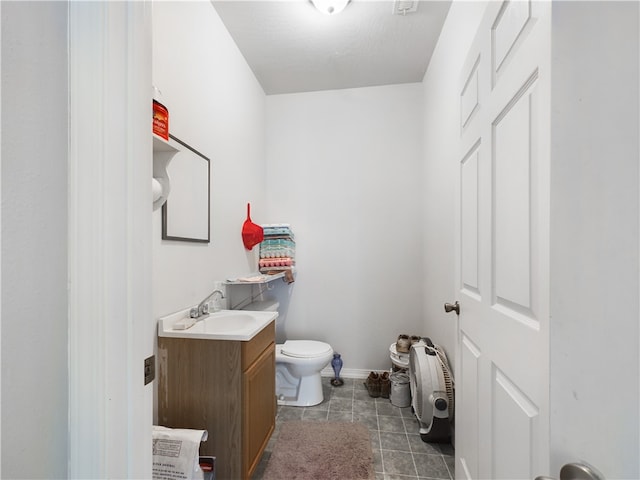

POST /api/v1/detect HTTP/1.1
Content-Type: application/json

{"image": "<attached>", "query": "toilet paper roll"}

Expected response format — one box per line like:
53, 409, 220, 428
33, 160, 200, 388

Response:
152, 178, 163, 203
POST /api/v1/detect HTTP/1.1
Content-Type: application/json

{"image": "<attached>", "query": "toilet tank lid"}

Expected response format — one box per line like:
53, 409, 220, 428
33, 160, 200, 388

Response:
281, 340, 332, 358
242, 299, 279, 312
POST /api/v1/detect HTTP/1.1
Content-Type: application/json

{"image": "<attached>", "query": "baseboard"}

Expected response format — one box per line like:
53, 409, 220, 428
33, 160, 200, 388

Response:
321, 367, 377, 379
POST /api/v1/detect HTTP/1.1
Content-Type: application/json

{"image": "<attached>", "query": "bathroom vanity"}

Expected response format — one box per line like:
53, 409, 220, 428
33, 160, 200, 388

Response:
157, 311, 276, 480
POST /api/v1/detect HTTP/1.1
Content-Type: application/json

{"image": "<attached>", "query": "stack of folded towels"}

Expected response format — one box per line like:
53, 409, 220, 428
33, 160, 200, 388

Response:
259, 224, 295, 274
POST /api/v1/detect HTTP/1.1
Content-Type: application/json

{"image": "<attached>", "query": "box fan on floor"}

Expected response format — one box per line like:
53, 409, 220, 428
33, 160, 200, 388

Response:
409, 337, 454, 443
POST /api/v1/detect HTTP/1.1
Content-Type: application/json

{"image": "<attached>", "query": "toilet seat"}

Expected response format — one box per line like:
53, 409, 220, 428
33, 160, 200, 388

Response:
281, 340, 332, 359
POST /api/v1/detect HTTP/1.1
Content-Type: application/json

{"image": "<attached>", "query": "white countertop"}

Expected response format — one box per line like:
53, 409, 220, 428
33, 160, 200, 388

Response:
158, 308, 277, 341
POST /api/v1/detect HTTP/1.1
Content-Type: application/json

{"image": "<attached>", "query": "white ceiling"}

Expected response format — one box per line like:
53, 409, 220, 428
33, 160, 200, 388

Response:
211, 0, 452, 95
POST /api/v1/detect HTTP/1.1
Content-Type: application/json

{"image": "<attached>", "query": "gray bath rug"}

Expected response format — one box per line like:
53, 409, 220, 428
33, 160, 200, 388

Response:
262, 421, 374, 480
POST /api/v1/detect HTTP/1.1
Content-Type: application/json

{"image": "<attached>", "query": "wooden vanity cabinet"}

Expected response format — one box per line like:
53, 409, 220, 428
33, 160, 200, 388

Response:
157, 321, 276, 480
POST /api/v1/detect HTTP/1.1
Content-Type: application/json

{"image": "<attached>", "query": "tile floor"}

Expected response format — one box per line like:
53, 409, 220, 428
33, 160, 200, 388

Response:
252, 377, 455, 480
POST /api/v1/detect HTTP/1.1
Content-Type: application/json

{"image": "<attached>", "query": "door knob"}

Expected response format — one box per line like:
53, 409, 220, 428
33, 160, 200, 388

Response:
444, 301, 460, 315
535, 462, 605, 480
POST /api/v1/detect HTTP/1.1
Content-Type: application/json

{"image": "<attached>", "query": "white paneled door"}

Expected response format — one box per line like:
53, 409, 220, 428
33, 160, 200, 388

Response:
454, 1, 550, 478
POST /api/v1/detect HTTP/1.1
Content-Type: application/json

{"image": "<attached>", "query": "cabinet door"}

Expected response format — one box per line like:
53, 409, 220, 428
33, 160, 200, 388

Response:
242, 343, 276, 479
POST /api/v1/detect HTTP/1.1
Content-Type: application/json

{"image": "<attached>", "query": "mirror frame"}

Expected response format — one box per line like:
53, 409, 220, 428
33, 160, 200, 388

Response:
161, 134, 211, 243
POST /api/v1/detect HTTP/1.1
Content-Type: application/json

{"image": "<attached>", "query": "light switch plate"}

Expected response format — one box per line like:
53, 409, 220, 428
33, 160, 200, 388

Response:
144, 355, 155, 385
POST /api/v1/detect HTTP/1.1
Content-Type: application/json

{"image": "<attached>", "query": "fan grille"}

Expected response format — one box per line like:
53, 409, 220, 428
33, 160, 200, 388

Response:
432, 345, 455, 420
409, 348, 424, 419
410, 341, 455, 425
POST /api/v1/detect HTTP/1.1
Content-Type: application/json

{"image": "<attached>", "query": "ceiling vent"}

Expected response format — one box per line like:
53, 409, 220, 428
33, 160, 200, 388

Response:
392, 0, 418, 15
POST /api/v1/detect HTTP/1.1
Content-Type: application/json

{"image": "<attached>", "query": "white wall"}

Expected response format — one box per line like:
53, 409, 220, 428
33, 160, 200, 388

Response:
1, 2, 69, 478
151, 1, 267, 319
550, 2, 639, 477
265, 84, 424, 372
420, 1, 488, 368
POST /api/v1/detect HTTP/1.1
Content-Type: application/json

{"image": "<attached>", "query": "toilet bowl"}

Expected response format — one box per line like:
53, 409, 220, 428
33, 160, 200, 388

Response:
242, 299, 333, 407
276, 340, 333, 407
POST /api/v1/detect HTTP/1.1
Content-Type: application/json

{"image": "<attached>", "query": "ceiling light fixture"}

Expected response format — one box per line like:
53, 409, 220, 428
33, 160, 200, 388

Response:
310, 0, 350, 15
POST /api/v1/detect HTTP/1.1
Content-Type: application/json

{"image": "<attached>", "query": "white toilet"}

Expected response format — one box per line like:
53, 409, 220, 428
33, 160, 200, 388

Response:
243, 299, 333, 407
275, 339, 333, 406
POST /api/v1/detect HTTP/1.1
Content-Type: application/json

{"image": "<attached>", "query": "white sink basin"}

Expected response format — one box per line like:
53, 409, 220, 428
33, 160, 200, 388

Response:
158, 309, 277, 341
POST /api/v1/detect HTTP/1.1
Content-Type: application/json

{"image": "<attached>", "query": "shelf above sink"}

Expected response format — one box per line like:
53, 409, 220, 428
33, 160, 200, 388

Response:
224, 269, 295, 285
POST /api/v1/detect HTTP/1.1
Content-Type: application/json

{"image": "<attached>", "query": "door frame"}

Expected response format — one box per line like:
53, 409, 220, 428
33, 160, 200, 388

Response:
68, 2, 153, 477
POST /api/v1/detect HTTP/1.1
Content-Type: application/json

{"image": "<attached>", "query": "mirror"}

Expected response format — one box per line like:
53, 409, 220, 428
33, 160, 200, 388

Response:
162, 135, 210, 243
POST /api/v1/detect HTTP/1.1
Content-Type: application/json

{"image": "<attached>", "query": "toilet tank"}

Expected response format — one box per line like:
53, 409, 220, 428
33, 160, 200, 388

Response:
242, 299, 283, 343
242, 299, 279, 312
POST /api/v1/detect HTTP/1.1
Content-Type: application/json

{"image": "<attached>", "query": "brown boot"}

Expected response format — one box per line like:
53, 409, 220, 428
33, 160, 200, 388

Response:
380, 371, 391, 399
396, 334, 410, 353
364, 371, 381, 398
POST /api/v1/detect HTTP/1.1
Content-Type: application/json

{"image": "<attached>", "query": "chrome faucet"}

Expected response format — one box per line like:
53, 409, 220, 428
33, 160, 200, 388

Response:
190, 289, 225, 319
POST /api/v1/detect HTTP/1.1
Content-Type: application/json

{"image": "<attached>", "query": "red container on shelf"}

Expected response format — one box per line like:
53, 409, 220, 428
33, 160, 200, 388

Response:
153, 99, 169, 140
